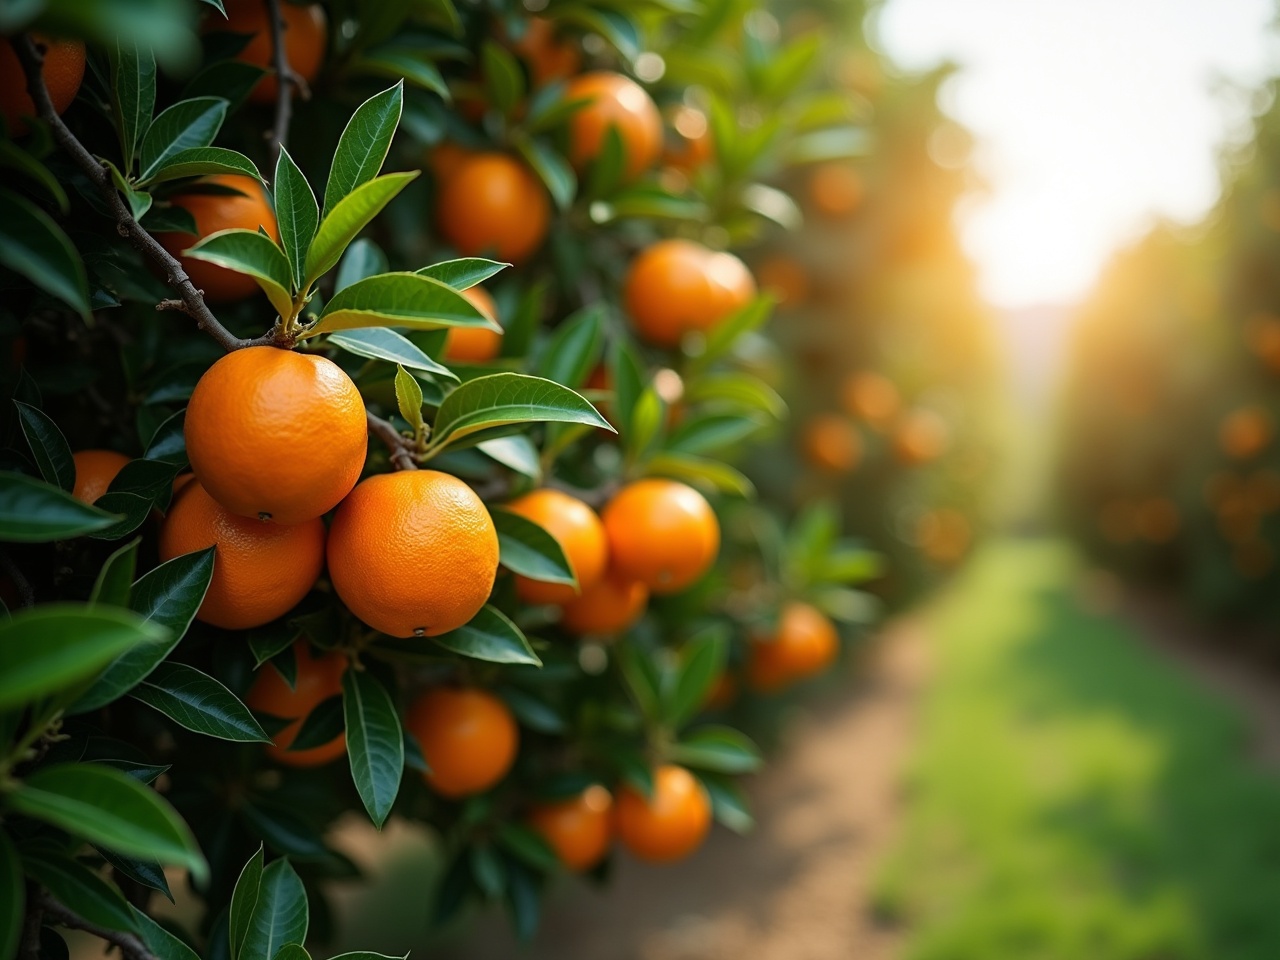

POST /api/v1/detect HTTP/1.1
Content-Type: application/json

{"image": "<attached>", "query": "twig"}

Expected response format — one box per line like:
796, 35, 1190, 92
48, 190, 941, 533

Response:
19, 883, 43, 960
366, 410, 418, 471
39, 891, 159, 960
13, 34, 284, 354
265, 0, 293, 168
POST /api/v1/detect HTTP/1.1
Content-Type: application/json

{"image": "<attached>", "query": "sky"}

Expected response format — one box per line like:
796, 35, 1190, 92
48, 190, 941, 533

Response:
873, 0, 1279, 309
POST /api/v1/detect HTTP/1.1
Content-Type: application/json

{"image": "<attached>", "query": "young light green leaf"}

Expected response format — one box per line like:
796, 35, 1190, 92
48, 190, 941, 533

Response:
90, 537, 140, 607
433, 605, 541, 666
414, 257, 509, 290
304, 172, 418, 288
0, 834, 21, 960
0, 471, 118, 542
699, 772, 755, 834
107, 159, 153, 219
334, 237, 388, 293
240, 859, 308, 960
0, 190, 91, 319
109, 38, 156, 172
132, 661, 271, 743
0, 604, 167, 709
492, 508, 576, 587
668, 725, 762, 774
6, 764, 208, 883
342, 670, 404, 829
14, 401, 74, 491
143, 146, 262, 186
322, 83, 404, 216
185, 229, 294, 321
394, 365, 424, 433
426, 373, 612, 454
139, 97, 228, 181
22, 853, 137, 933
229, 846, 265, 960
306, 270, 494, 337
326, 328, 454, 379
274, 146, 318, 289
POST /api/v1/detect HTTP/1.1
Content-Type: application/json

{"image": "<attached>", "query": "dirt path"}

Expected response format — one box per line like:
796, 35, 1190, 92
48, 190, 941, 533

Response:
445, 618, 929, 960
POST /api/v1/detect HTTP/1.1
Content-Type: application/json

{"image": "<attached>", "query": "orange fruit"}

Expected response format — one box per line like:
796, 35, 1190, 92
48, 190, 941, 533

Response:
0, 36, 85, 135
443, 285, 503, 363
508, 17, 581, 87
1220, 405, 1272, 460
664, 106, 713, 172
564, 72, 662, 181
71, 450, 130, 505
602, 479, 719, 595
405, 687, 518, 798
246, 640, 347, 767
624, 240, 755, 348
158, 480, 325, 629
756, 255, 810, 309
528, 785, 613, 871
185, 346, 367, 524
327, 470, 499, 637
436, 153, 549, 263
915, 508, 972, 564
428, 141, 473, 182
558, 571, 648, 636
172, 472, 196, 496
504, 489, 607, 606
210, 0, 327, 104
156, 175, 280, 303
615, 765, 712, 863
840, 371, 900, 428
893, 409, 949, 465
802, 414, 860, 472
808, 163, 864, 219
1245, 313, 1280, 373
747, 601, 838, 693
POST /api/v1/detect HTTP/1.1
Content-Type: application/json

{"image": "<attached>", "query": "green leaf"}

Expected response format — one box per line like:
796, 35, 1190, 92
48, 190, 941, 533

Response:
109, 38, 156, 173
624, 386, 665, 464
308, 269, 494, 337
305, 172, 418, 288
0, 140, 69, 213
598, 184, 708, 222
229, 846, 264, 960
812, 585, 878, 625
107, 458, 182, 509
99, 849, 172, 903
132, 661, 271, 743
699, 772, 754, 834
322, 83, 404, 217
334, 237, 388, 294
783, 126, 873, 166
469, 842, 505, 897
326, 328, 454, 379
477, 435, 540, 479
496, 687, 565, 735
0, 604, 167, 709
0, 472, 117, 541
647, 452, 754, 497
496, 823, 561, 872
72, 548, 216, 713
88, 491, 153, 541
481, 40, 524, 116
821, 547, 884, 585
683, 372, 786, 419
139, 97, 228, 181
144, 409, 189, 465
608, 338, 645, 434
185, 229, 294, 321
492, 508, 575, 587
0, 190, 90, 319
240, 859, 308, 960
667, 625, 729, 729
286, 694, 344, 751
667, 413, 767, 456
274, 146, 318, 289
131, 906, 200, 960
515, 135, 575, 211
698, 295, 774, 367
668, 725, 762, 774
559, 6, 639, 60
107, 160, 153, 220
183, 59, 265, 113
0, 834, 21, 960
143, 146, 262, 186
414, 257, 509, 290
426, 373, 612, 455
273, 945, 311, 960
536, 305, 602, 390
357, 49, 449, 99
394, 365, 425, 433
15, 401, 74, 490
615, 641, 661, 722
433, 605, 541, 666
342, 671, 404, 829
21, 853, 136, 934
6, 764, 207, 883
90, 537, 140, 607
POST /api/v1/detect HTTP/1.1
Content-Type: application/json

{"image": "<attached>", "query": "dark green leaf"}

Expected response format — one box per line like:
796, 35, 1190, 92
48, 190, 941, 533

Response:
342, 671, 404, 829
143, 409, 188, 465
229, 845, 264, 960
139, 97, 228, 181
97, 848, 173, 903
668, 725, 762, 774
131, 906, 199, 960
667, 625, 729, 729
88, 491, 153, 541
334, 238, 388, 293
536, 305, 603, 389
322, 83, 404, 216
0, 833, 21, 960
21, 853, 136, 933
247, 622, 300, 667
274, 147, 318, 289
273, 944, 310, 960
90, 537, 140, 607
286, 694, 344, 751
515, 136, 575, 210
495, 823, 560, 872
0, 190, 90, 318
14, 401, 74, 490
481, 40, 524, 115
433, 605, 541, 666
183, 59, 265, 113
239, 805, 331, 861
240, 859, 308, 960
492, 508, 575, 587
496, 687, 565, 735
132, 662, 271, 743
144, 147, 262, 186
357, 49, 449, 99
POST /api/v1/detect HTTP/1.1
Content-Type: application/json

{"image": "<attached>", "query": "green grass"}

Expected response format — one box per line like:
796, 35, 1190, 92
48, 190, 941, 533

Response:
876, 539, 1280, 960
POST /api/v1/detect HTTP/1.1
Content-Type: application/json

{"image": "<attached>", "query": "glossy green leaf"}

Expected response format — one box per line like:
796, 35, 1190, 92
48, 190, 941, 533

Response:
492, 508, 575, 587
427, 373, 612, 454
394, 365, 424, 433
108, 38, 155, 173
536, 305, 603, 390
414, 257, 509, 290
358, 49, 448, 99
433, 605, 541, 666
247, 622, 300, 667
286, 694, 344, 751
305, 172, 418, 288
342, 670, 404, 829
144, 146, 262, 186
682, 372, 786, 419
131, 906, 199, 960
22, 853, 136, 933
229, 845, 264, 960
334, 237, 388, 293
327, 328, 454, 380
132, 661, 271, 743
98, 848, 173, 903
668, 413, 768, 455
14, 401, 74, 491
322, 83, 404, 216
0, 190, 90, 319
307, 269, 493, 337
274, 146, 318, 289
88, 491, 153, 541
0, 834, 21, 960
667, 625, 729, 729
185, 229, 294, 321
273, 944, 311, 960
139, 97, 228, 181
89, 537, 140, 607
240, 859, 308, 960
7, 764, 207, 882
476, 435, 540, 479
608, 338, 645, 435
647, 452, 754, 497
668, 725, 762, 774
516, 135, 575, 210
143, 409, 189, 465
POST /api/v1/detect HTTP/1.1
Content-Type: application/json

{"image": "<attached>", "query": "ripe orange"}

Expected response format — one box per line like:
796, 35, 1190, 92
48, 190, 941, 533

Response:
528, 785, 613, 871
624, 240, 756, 348
602, 479, 719, 595
1220, 405, 1273, 460
564, 72, 662, 181
747, 601, 838, 693
405, 687, 518, 798
156, 175, 280, 303
893, 409, 949, 465
71, 449, 130, 505
504, 489, 607, 605
664, 105, 713, 172
756, 255, 810, 309
158, 480, 325, 629
443, 285, 503, 363
0, 36, 85, 135
558, 571, 648, 636
327, 470, 499, 637
808, 163, 864, 219
436, 153, 549, 264
840, 371, 900, 428
615, 765, 712, 863
185, 346, 367, 524
508, 17, 581, 87
802, 414, 860, 473
246, 640, 347, 767
210, 0, 327, 104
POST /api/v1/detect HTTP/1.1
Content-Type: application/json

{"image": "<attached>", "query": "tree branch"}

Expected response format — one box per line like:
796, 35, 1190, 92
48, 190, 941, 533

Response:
39, 891, 159, 960
266, 0, 293, 169
366, 410, 419, 471
19, 883, 43, 960
14, 34, 284, 353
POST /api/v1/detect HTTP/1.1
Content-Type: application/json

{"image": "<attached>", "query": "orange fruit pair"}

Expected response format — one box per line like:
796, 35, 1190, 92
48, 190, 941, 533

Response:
246, 641, 347, 767
564, 72, 662, 181
443, 285, 503, 363
405, 687, 518, 798
185, 346, 368, 524
0, 35, 85, 135
602, 479, 719, 595
528, 785, 613, 871
208, 0, 327, 104
504, 489, 608, 606
156, 175, 279, 303
436, 153, 549, 264
71, 450, 130, 505
328, 470, 499, 638
159, 480, 325, 630
802, 414, 861, 473
748, 601, 839, 693
624, 239, 756, 348
615, 765, 712, 863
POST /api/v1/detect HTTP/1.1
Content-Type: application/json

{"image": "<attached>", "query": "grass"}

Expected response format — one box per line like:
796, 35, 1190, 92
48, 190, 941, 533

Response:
875, 539, 1280, 960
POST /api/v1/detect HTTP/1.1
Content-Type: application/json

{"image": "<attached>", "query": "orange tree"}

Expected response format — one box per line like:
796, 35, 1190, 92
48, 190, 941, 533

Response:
0, 0, 888, 953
